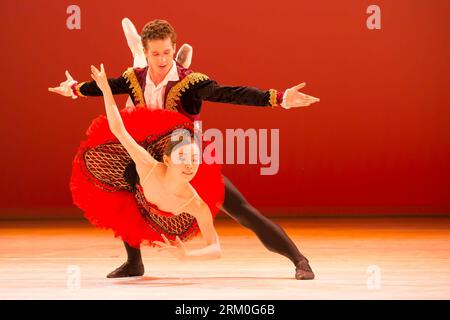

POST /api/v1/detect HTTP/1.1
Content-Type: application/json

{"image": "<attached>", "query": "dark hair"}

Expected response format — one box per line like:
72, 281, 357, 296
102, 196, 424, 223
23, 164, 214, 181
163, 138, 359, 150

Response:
124, 161, 139, 192
162, 130, 194, 159
123, 131, 195, 193
141, 19, 177, 49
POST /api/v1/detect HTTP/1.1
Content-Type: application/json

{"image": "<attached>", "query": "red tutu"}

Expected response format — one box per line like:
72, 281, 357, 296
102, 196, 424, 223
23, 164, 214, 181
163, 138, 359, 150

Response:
70, 108, 224, 248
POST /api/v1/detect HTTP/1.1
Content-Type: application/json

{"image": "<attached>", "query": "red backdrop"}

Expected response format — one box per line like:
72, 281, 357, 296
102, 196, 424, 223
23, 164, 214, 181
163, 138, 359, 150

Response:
1, 0, 449, 217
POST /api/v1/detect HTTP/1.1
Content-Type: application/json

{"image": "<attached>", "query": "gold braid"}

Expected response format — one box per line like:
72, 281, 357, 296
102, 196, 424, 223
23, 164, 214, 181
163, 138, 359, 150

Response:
123, 68, 146, 106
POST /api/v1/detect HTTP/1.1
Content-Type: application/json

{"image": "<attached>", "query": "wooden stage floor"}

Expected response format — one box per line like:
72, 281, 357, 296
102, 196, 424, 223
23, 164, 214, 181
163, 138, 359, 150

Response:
1, 217, 449, 300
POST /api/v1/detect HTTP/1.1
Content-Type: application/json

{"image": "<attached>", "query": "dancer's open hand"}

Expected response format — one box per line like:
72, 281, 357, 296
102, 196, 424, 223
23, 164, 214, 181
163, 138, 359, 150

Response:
282, 83, 320, 109
154, 234, 187, 260
90, 64, 109, 92
48, 70, 77, 98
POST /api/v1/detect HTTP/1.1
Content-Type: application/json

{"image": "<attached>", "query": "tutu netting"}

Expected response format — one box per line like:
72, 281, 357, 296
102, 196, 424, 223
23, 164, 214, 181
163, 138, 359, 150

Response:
70, 107, 224, 248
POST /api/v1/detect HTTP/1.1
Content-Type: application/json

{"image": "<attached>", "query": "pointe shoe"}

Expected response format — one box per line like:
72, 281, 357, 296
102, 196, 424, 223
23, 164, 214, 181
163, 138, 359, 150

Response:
122, 18, 142, 52
295, 259, 315, 280
106, 261, 145, 278
176, 44, 193, 68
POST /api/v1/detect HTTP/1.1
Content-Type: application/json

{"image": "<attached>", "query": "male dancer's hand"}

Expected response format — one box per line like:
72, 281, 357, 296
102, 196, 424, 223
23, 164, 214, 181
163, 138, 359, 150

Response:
282, 82, 320, 109
48, 70, 77, 98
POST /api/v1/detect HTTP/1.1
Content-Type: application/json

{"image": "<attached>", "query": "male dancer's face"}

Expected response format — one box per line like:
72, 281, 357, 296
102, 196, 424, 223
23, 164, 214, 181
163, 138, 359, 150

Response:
144, 37, 176, 78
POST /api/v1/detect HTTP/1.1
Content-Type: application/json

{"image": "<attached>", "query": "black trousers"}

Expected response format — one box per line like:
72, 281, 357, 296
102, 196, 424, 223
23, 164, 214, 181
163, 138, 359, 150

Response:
125, 175, 306, 266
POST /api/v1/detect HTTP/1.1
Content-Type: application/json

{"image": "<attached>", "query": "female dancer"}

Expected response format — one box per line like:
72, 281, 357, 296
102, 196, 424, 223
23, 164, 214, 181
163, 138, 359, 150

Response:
71, 63, 225, 276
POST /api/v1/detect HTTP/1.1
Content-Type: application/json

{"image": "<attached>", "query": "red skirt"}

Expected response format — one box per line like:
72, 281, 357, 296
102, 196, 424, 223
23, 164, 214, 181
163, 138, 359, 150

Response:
70, 107, 224, 248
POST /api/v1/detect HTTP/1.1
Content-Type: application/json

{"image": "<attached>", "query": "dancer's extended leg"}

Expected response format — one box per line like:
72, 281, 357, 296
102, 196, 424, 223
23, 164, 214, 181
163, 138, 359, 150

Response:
221, 175, 315, 280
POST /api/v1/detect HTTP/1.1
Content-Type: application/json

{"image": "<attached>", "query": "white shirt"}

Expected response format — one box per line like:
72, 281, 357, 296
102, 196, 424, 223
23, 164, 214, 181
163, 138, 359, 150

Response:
144, 60, 179, 109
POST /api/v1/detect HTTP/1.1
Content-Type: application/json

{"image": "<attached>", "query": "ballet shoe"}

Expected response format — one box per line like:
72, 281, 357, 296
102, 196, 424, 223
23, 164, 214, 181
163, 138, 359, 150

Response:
176, 44, 193, 68
106, 261, 145, 278
295, 259, 315, 280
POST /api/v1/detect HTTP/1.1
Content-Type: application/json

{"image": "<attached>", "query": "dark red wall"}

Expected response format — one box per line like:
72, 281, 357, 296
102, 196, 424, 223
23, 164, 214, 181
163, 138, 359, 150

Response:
1, 0, 449, 216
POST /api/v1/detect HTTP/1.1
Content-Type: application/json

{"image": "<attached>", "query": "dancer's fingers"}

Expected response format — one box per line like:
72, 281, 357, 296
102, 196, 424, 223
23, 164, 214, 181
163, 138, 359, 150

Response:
48, 87, 63, 94
302, 94, 320, 102
90, 65, 100, 75
294, 101, 310, 107
100, 63, 105, 74
294, 82, 306, 90
305, 93, 319, 100
65, 70, 73, 81
161, 234, 171, 245
298, 97, 317, 104
302, 98, 319, 105
48, 87, 64, 94
157, 246, 176, 252
294, 95, 319, 106
175, 236, 185, 248
298, 100, 312, 107
294, 98, 307, 105
153, 241, 168, 248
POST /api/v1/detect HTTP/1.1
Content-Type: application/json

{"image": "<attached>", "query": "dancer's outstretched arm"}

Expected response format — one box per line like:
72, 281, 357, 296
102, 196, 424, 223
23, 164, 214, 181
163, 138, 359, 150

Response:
155, 199, 221, 260
194, 80, 320, 109
90, 64, 157, 172
48, 69, 130, 98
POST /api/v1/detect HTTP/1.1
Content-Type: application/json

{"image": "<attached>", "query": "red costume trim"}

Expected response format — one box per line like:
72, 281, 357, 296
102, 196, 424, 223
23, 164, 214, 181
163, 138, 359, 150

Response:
71, 82, 86, 98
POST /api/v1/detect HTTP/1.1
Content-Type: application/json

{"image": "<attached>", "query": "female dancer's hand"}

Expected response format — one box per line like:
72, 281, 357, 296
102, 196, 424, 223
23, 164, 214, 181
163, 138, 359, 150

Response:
282, 82, 320, 109
90, 64, 109, 93
154, 235, 187, 260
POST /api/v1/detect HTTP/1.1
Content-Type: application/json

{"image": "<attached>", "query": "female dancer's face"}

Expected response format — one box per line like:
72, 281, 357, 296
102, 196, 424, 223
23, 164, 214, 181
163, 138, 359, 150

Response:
144, 37, 176, 78
165, 142, 200, 182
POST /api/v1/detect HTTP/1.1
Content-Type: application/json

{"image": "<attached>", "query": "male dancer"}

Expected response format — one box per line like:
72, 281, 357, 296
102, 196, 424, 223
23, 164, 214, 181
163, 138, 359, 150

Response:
49, 19, 319, 280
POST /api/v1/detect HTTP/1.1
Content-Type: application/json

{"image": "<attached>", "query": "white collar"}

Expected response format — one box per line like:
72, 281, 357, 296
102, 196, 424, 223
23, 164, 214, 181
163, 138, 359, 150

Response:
146, 60, 179, 89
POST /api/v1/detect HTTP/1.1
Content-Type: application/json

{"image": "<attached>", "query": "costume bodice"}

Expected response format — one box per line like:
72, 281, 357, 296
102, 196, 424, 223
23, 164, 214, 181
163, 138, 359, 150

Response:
136, 162, 198, 217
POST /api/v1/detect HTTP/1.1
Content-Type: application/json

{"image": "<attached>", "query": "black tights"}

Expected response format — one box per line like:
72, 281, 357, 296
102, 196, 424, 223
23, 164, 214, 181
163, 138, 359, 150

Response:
220, 175, 305, 266
124, 175, 306, 266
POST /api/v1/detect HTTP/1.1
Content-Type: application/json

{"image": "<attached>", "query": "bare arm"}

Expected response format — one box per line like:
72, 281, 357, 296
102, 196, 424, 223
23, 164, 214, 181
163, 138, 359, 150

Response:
184, 198, 221, 260
155, 198, 221, 261
90, 64, 157, 171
